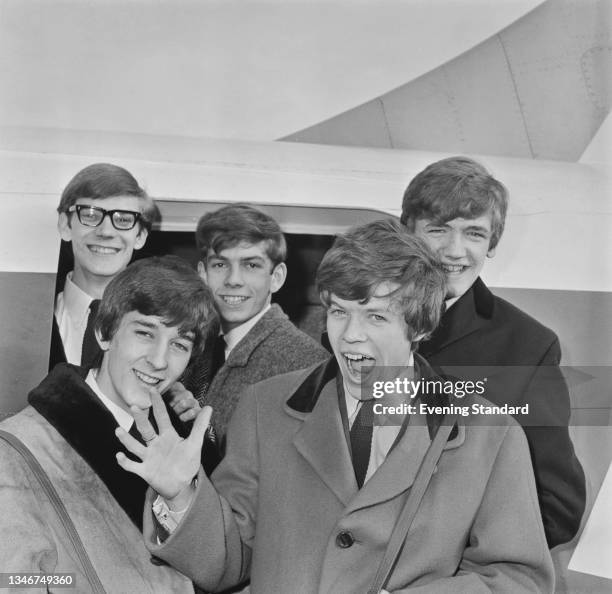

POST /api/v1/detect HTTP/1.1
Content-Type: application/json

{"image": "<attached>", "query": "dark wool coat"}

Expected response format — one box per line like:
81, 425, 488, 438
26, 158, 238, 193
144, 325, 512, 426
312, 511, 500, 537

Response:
196, 304, 329, 443
418, 277, 586, 548
145, 358, 554, 594
0, 364, 193, 593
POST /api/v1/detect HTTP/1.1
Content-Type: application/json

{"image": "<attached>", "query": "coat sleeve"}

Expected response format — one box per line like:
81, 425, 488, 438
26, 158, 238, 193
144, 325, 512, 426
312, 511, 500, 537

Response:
391, 425, 555, 594
144, 386, 260, 592
521, 337, 586, 548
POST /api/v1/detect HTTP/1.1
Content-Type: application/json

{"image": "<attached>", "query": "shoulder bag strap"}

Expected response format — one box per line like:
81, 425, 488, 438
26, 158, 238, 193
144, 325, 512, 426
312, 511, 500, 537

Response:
367, 413, 458, 594
0, 429, 107, 594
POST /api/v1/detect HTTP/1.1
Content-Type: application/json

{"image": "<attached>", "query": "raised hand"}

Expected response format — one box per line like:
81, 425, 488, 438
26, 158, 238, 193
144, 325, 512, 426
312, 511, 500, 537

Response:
115, 386, 212, 502
167, 381, 202, 423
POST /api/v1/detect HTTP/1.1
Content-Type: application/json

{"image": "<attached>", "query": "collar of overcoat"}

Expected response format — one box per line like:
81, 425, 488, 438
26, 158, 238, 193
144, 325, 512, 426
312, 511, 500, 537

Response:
284, 356, 465, 511
222, 303, 288, 369
27, 363, 149, 528
419, 277, 495, 357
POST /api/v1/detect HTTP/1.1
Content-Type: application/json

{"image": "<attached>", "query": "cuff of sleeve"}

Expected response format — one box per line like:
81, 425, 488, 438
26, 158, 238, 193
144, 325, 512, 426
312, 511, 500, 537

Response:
152, 480, 197, 536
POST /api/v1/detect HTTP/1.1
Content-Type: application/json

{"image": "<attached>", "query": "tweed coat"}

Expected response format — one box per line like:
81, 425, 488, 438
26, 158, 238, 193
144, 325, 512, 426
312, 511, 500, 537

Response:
418, 277, 585, 548
0, 365, 194, 594
195, 303, 329, 442
145, 358, 554, 594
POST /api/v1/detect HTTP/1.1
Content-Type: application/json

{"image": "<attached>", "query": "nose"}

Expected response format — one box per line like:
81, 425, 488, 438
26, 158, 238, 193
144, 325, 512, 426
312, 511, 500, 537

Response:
440, 230, 466, 259
342, 314, 366, 343
146, 339, 169, 371
224, 263, 244, 287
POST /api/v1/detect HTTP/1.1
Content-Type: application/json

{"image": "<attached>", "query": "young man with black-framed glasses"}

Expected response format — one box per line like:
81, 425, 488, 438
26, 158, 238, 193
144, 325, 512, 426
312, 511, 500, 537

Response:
52, 163, 159, 371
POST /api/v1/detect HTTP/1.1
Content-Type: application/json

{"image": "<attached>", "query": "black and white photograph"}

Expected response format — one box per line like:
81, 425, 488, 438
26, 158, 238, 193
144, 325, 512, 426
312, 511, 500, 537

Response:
0, 0, 610, 592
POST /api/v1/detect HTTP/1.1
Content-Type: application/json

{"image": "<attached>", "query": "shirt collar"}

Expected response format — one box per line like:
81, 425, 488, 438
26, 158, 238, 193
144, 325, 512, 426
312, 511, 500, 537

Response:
63, 271, 96, 324
222, 303, 271, 356
85, 369, 134, 431
444, 295, 460, 311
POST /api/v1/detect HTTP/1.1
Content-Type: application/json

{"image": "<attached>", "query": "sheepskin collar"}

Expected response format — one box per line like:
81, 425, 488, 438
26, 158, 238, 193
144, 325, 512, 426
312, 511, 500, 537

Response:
28, 363, 148, 530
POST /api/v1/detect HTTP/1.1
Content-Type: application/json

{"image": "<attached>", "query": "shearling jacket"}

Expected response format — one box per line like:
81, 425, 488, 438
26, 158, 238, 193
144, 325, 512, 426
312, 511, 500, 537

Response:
0, 364, 194, 593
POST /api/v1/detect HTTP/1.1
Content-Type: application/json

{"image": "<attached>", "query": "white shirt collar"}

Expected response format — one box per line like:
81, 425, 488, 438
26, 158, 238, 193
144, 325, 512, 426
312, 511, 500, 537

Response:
222, 303, 271, 356
61, 271, 95, 325
85, 369, 134, 431
445, 295, 460, 311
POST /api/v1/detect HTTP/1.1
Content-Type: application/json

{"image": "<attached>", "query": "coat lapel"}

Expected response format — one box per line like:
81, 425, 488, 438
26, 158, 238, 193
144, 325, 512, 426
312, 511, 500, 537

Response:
205, 306, 284, 400
224, 304, 286, 369
288, 357, 466, 513
344, 412, 432, 514
292, 378, 357, 506
419, 277, 494, 356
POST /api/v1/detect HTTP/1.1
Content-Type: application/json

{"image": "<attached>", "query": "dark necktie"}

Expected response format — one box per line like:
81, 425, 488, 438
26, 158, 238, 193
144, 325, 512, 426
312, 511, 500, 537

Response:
210, 334, 227, 379
81, 299, 101, 368
350, 398, 375, 488
128, 422, 145, 444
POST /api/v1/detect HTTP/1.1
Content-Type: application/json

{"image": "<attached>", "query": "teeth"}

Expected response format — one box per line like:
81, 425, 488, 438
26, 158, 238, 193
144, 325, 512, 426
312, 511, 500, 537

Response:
134, 370, 162, 385
344, 353, 372, 361
89, 245, 119, 254
344, 353, 374, 375
222, 296, 248, 305
443, 264, 465, 273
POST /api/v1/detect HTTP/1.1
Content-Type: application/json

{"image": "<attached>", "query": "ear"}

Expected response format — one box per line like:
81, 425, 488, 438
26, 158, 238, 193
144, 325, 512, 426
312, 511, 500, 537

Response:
487, 246, 496, 258
57, 213, 73, 242
402, 216, 416, 232
133, 227, 148, 251
270, 262, 287, 294
197, 260, 208, 283
95, 328, 110, 351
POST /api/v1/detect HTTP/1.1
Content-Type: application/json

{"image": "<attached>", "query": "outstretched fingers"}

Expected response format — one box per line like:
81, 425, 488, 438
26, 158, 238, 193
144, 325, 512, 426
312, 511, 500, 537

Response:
149, 386, 173, 433
187, 405, 213, 451
115, 450, 145, 477
115, 426, 147, 459
131, 404, 157, 444
168, 382, 201, 422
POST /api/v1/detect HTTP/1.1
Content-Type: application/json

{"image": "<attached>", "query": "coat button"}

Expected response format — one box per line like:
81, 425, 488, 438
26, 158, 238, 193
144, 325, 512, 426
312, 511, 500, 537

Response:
335, 530, 355, 548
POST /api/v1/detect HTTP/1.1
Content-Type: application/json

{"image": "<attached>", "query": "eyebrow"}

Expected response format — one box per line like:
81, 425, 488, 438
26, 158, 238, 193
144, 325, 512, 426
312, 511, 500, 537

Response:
427, 221, 490, 233
132, 319, 158, 329
465, 225, 491, 233
132, 319, 195, 341
328, 297, 389, 313
208, 255, 266, 262
241, 255, 266, 262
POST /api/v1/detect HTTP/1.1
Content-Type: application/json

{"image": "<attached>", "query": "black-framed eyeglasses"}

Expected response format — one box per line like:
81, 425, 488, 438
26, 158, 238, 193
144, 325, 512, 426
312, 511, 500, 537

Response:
68, 205, 142, 231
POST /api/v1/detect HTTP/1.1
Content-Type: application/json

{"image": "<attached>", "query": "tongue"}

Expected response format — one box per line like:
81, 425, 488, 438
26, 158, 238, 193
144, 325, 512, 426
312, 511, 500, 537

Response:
348, 358, 373, 374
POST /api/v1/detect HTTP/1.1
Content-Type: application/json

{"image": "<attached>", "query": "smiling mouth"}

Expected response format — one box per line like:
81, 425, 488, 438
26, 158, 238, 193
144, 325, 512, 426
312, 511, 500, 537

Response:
88, 245, 121, 255
442, 264, 468, 274
220, 295, 249, 305
134, 369, 163, 386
